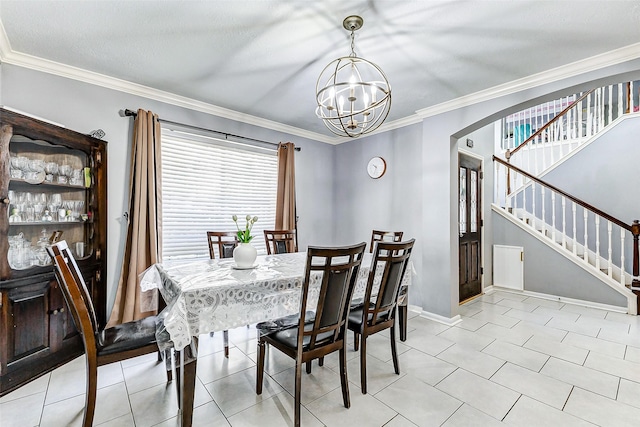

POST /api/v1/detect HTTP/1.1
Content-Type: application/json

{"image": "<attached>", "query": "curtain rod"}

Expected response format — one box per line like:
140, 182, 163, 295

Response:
122, 109, 301, 151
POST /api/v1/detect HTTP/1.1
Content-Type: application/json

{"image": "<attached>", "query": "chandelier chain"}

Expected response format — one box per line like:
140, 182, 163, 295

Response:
349, 30, 357, 57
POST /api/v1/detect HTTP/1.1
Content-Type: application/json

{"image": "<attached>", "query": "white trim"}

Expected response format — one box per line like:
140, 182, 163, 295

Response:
0, 16, 638, 146
492, 203, 637, 314
418, 311, 462, 326
416, 42, 640, 119
486, 286, 629, 314
458, 148, 487, 292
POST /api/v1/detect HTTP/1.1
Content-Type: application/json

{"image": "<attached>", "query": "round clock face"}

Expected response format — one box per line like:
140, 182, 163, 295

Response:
367, 156, 386, 179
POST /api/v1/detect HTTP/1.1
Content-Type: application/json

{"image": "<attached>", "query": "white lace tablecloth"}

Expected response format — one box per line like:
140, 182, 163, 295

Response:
141, 252, 411, 351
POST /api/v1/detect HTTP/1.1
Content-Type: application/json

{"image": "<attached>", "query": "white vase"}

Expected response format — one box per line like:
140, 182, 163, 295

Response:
233, 242, 257, 268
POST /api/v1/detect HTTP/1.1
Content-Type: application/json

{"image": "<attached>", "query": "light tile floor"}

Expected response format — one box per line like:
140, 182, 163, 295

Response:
3, 290, 640, 426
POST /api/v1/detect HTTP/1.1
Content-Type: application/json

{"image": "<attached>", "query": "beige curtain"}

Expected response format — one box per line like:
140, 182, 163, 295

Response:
275, 142, 297, 236
107, 109, 162, 326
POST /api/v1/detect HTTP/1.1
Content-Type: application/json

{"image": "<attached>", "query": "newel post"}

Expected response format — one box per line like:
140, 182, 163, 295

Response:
632, 220, 640, 289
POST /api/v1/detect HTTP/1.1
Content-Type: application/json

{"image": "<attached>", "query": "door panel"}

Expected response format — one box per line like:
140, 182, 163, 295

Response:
459, 155, 482, 302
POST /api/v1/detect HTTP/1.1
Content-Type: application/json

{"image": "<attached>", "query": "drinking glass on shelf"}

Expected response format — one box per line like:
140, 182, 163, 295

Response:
48, 193, 62, 221
58, 164, 71, 184
28, 159, 45, 173
32, 193, 47, 221
14, 192, 27, 222
45, 162, 58, 182
70, 168, 83, 186
7, 190, 15, 215
72, 200, 85, 221
62, 200, 74, 221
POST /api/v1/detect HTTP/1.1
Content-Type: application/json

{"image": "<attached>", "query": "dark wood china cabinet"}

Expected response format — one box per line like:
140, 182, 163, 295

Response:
0, 108, 107, 395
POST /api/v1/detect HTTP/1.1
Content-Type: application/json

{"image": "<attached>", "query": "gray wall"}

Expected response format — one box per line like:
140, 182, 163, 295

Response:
338, 59, 640, 318
492, 211, 628, 307
333, 123, 423, 307
542, 115, 640, 224
3, 55, 640, 320
0, 64, 335, 315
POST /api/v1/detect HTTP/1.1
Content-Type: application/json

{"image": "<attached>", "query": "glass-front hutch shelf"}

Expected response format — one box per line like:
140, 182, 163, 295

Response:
7, 134, 95, 270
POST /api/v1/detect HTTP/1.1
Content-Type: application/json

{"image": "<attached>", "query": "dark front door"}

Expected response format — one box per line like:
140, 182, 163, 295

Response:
459, 154, 482, 303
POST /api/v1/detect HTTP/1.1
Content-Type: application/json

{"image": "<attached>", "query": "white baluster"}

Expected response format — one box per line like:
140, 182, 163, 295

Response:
572, 202, 578, 256
586, 92, 593, 138
595, 216, 600, 270
607, 221, 613, 278
618, 83, 624, 118
621, 228, 626, 286
531, 182, 536, 230
594, 88, 603, 133
562, 197, 567, 249
551, 192, 556, 242
578, 93, 584, 140
541, 187, 546, 237
523, 177, 527, 222
608, 85, 613, 125
583, 209, 589, 263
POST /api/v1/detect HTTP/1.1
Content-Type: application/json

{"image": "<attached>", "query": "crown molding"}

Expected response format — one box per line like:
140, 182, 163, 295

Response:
0, 27, 336, 145
416, 42, 640, 119
1, 14, 639, 144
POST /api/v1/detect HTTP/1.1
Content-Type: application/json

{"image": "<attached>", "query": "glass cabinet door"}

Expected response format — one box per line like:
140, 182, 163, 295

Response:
6, 135, 96, 271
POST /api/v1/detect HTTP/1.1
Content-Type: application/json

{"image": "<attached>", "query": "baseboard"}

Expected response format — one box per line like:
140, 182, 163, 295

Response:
418, 310, 462, 326
490, 286, 629, 314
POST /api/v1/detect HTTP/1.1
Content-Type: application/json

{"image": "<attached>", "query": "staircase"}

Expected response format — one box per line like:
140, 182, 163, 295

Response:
493, 81, 640, 314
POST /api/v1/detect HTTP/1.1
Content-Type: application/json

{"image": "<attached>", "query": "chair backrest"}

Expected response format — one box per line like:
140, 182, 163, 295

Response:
363, 239, 415, 326
370, 230, 403, 253
48, 240, 99, 353
206, 231, 238, 259
297, 242, 366, 352
264, 229, 297, 255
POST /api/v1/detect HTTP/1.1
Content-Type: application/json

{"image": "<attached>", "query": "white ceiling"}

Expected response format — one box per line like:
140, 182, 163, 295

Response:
1, 0, 640, 140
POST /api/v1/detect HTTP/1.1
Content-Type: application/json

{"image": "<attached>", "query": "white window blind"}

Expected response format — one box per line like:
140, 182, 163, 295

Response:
160, 128, 278, 260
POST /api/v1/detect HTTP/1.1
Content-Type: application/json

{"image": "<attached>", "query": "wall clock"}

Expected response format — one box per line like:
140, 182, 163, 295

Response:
367, 156, 386, 179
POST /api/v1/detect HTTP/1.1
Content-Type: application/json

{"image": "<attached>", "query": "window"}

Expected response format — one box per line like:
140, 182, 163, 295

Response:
160, 128, 277, 260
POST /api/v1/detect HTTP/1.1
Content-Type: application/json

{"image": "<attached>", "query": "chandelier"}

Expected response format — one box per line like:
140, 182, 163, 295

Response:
315, 15, 391, 138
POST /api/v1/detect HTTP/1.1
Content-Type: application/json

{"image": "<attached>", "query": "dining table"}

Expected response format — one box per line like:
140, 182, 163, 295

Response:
140, 251, 413, 427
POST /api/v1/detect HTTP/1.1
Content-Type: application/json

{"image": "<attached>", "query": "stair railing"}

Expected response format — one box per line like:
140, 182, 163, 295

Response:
502, 82, 637, 193
494, 156, 640, 289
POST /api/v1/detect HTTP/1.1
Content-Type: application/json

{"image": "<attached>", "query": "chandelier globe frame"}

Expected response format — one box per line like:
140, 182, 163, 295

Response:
315, 15, 391, 138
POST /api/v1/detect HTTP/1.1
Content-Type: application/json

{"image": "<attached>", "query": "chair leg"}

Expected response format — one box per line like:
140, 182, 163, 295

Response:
256, 338, 266, 394
353, 331, 360, 351
339, 346, 351, 408
306, 361, 312, 374
390, 322, 400, 375
223, 329, 230, 358
294, 360, 303, 427
164, 348, 173, 382
83, 355, 98, 427
399, 305, 408, 342
359, 333, 368, 394
319, 356, 324, 367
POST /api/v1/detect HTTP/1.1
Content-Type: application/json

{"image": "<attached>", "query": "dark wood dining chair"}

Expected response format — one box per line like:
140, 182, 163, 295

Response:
207, 231, 238, 259
370, 229, 403, 252
256, 242, 366, 427
49, 241, 171, 427
349, 239, 415, 394
206, 231, 238, 357
263, 229, 297, 254
369, 229, 409, 341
